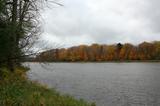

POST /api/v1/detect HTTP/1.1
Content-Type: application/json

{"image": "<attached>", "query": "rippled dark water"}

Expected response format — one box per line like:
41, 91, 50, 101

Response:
27, 63, 160, 106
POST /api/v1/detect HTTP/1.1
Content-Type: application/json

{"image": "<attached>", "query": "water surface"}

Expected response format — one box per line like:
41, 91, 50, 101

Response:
27, 63, 160, 106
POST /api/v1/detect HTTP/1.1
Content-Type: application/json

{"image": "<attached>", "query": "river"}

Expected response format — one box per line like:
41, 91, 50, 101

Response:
27, 63, 160, 106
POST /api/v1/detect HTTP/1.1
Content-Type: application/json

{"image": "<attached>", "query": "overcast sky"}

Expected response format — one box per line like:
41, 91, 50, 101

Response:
40, 0, 160, 48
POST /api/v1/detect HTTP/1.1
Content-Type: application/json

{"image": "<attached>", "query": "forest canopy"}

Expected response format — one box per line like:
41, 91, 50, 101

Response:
36, 41, 160, 62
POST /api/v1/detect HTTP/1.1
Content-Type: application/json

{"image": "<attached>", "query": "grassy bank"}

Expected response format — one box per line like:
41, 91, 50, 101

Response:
0, 67, 95, 106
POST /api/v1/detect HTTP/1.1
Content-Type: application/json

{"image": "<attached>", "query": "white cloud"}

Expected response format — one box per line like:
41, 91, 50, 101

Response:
40, 0, 160, 47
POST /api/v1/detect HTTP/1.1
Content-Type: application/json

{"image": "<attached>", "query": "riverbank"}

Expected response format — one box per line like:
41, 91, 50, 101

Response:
0, 67, 95, 106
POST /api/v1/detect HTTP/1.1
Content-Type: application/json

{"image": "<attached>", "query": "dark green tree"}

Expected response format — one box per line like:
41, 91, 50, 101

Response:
0, 0, 43, 71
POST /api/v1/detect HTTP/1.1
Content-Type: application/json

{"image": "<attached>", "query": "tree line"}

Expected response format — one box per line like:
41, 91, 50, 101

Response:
36, 41, 160, 62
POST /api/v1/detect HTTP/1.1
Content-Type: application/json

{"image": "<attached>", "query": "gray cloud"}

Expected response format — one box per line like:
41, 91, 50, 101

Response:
40, 0, 160, 47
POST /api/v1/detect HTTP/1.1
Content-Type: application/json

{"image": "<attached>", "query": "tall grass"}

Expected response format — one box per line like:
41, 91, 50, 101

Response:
0, 67, 96, 106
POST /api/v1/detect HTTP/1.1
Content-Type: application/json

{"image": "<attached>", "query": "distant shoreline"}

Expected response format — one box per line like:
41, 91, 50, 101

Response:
26, 60, 160, 63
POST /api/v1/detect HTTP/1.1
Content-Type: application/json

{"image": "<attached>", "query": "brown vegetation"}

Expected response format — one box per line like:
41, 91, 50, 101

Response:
36, 41, 160, 62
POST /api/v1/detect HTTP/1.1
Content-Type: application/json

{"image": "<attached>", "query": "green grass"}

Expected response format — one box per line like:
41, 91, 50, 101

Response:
0, 67, 96, 106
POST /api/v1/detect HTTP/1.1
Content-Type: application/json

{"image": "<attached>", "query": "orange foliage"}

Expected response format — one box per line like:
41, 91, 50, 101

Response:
36, 41, 160, 62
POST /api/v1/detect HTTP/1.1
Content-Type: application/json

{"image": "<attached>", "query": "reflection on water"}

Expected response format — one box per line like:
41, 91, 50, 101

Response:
27, 63, 160, 106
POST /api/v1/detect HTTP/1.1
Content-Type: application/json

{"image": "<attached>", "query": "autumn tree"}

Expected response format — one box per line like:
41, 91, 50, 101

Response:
116, 43, 123, 60
106, 45, 116, 61
119, 43, 133, 60
128, 47, 138, 60
138, 42, 155, 60
58, 48, 68, 61
36, 41, 160, 62
153, 41, 160, 59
